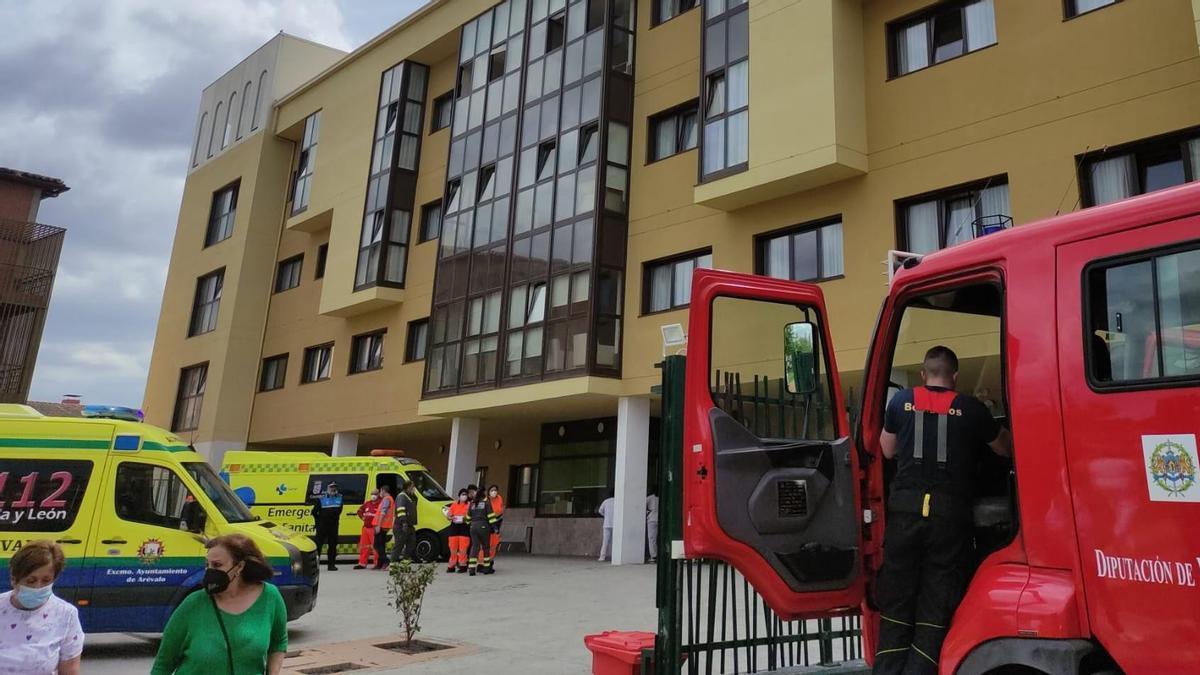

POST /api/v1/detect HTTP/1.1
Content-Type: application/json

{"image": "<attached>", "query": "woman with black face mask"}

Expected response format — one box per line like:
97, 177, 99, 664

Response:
151, 533, 287, 674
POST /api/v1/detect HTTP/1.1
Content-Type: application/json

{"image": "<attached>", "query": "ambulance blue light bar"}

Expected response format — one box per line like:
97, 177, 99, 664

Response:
81, 405, 144, 422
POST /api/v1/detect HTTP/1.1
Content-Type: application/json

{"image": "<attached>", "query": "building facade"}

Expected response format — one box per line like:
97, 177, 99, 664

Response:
0, 168, 67, 403
146, 0, 1200, 559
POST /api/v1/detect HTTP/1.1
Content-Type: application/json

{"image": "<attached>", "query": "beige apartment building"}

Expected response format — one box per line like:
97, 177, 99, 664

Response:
145, 0, 1200, 559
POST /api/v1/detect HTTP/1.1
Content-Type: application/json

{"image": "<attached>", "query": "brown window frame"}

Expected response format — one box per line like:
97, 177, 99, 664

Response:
315, 243, 328, 279
274, 254, 303, 293
188, 268, 224, 337
1076, 126, 1200, 208
349, 330, 386, 375
894, 175, 1010, 253
641, 248, 712, 315
652, 0, 699, 27
1064, 0, 1120, 20
886, 0, 998, 79
754, 217, 845, 283
405, 319, 429, 363
171, 362, 208, 432
204, 181, 239, 247
301, 343, 335, 384
259, 354, 288, 392
431, 91, 454, 132
648, 99, 699, 163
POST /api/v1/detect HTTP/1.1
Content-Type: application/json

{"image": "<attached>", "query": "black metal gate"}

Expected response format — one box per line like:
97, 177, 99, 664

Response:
650, 355, 867, 675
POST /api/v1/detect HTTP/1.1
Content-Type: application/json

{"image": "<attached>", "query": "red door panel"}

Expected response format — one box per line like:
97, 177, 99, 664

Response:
1055, 216, 1200, 672
682, 269, 865, 619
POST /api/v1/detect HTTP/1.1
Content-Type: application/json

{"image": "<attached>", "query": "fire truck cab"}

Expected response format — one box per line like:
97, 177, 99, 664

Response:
682, 183, 1200, 673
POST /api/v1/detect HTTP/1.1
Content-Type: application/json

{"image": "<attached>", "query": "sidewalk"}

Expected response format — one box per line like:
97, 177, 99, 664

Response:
83, 555, 658, 674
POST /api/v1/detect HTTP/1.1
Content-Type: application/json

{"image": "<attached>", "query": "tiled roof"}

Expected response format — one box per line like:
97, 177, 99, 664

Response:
26, 401, 84, 417
0, 168, 69, 197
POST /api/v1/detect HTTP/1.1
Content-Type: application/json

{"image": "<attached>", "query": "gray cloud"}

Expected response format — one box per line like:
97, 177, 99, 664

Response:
0, 0, 423, 407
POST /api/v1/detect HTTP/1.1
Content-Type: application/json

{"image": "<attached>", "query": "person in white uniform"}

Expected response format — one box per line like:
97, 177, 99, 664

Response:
597, 495, 615, 561
0, 540, 83, 675
646, 490, 660, 563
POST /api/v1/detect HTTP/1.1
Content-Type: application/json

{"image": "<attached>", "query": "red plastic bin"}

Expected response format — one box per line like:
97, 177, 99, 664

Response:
584, 630, 655, 675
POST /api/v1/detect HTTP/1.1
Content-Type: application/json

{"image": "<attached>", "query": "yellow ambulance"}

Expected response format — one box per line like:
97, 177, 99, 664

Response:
221, 451, 453, 562
0, 405, 319, 633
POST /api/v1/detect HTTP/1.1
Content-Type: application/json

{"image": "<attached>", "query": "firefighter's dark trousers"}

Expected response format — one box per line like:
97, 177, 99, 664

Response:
873, 511, 972, 675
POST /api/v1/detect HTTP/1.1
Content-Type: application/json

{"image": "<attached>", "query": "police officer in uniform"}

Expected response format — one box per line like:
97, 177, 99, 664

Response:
874, 346, 1011, 674
311, 481, 344, 572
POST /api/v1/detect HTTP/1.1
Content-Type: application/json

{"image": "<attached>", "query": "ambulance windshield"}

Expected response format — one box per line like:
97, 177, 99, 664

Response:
184, 462, 258, 523
407, 470, 452, 501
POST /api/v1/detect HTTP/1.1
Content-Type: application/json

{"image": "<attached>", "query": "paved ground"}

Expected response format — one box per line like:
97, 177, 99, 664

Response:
83, 555, 657, 674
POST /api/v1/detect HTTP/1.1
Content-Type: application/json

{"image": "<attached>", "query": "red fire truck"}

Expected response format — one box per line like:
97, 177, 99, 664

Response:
681, 183, 1200, 673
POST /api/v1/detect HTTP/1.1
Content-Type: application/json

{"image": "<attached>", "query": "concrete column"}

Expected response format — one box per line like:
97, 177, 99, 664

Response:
612, 396, 650, 565
331, 432, 359, 457
445, 417, 480, 494
195, 440, 242, 469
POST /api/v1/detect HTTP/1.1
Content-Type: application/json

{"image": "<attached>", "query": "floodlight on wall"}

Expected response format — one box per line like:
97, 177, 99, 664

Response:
661, 323, 687, 357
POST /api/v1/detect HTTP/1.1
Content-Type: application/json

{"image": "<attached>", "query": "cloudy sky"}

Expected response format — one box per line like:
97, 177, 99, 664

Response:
0, 0, 426, 407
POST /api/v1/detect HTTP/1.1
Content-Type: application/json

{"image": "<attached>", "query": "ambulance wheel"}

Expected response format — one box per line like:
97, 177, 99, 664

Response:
413, 531, 440, 563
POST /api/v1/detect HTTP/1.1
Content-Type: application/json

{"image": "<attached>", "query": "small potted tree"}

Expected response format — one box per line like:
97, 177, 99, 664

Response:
385, 560, 438, 652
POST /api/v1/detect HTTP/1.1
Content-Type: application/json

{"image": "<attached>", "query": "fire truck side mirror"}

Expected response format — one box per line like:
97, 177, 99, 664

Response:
783, 321, 818, 396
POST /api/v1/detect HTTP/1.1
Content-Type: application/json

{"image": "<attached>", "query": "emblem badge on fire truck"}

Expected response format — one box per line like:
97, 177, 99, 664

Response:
1141, 435, 1198, 502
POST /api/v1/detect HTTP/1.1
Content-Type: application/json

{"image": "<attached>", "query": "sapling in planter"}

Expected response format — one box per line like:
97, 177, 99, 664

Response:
386, 560, 437, 647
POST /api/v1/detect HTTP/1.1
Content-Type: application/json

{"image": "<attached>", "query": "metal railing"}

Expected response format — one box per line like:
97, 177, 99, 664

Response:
651, 356, 866, 675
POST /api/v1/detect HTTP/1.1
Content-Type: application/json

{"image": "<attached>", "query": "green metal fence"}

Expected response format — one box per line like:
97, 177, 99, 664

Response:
650, 355, 867, 675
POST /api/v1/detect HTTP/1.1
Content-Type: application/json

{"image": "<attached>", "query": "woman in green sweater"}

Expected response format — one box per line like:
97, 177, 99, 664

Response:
151, 533, 288, 675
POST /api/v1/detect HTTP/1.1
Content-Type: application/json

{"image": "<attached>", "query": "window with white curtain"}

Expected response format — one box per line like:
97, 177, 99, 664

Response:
1067, 0, 1118, 18
890, 0, 996, 77
701, 0, 749, 179
1081, 130, 1200, 207
650, 101, 699, 162
899, 178, 1010, 254
644, 250, 713, 313
757, 219, 844, 282
655, 0, 698, 25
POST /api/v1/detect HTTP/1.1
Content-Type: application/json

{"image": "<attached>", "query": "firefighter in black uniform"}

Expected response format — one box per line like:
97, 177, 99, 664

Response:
391, 480, 418, 563
311, 481, 344, 572
873, 346, 1011, 675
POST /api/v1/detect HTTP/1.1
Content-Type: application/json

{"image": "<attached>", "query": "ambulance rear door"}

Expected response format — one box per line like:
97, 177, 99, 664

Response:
682, 269, 865, 620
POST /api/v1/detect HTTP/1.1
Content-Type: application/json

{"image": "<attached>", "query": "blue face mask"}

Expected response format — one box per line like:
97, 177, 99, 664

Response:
15, 584, 53, 609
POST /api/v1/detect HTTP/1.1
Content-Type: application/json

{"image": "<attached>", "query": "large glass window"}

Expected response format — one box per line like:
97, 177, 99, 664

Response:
644, 249, 712, 313
757, 219, 844, 282
172, 363, 207, 432
355, 62, 428, 289
537, 418, 615, 517
701, 0, 748, 179
1080, 128, 1200, 207
1088, 245, 1200, 385
182, 462, 256, 523
291, 112, 320, 214
431, 91, 454, 131
898, 177, 1010, 254
889, 0, 996, 77
188, 269, 223, 336
205, 182, 238, 247
427, 0, 631, 395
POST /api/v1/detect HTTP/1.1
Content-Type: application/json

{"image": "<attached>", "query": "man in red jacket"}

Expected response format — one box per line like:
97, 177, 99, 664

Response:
354, 489, 381, 569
